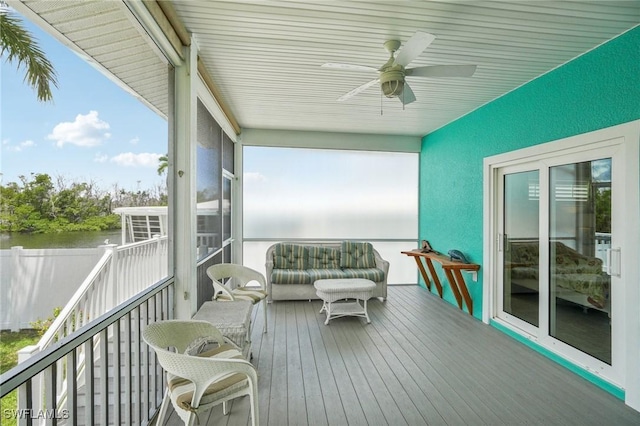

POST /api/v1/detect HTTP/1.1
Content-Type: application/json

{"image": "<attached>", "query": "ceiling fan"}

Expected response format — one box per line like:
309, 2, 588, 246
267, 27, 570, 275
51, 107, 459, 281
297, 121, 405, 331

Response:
322, 31, 477, 105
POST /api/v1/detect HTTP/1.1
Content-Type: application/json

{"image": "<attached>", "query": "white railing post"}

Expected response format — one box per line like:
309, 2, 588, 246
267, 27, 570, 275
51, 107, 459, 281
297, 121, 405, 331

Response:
153, 234, 162, 283
10, 246, 24, 332
18, 345, 42, 417
100, 244, 119, 311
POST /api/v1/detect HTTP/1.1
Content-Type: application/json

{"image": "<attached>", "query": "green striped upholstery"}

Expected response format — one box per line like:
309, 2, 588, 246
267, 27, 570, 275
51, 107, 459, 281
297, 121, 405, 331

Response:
340, 268, 385, 282
271, 269, 311, 284
169, 343, 246, 411
231, 287, 267, 303
273, 244, 308, 269
340, 241, 376, 268
307, 268, 350, 281
307, 246, 341, 269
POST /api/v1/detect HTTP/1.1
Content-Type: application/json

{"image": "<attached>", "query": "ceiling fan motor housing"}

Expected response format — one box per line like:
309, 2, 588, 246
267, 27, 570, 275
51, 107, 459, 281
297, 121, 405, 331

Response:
380, 69, 405, 98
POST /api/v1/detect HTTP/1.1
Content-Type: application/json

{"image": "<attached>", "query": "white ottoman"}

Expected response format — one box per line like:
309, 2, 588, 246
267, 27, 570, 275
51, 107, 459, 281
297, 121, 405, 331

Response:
192, 300, 253, 359
314, 278, 376, 325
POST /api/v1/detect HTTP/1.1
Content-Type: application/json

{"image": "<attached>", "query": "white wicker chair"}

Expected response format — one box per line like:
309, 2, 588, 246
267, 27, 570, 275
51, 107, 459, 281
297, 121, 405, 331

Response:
206, 264, 268, 333
143, 320, 259, 426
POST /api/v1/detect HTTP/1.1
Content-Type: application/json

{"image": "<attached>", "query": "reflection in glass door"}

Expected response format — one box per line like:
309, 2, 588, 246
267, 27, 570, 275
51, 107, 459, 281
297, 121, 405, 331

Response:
549, 159, 612, 364
503, 170, 540, 327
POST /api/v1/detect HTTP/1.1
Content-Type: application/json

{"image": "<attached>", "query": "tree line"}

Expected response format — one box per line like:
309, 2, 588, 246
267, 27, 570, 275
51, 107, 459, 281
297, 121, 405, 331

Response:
0, 173, 167, 234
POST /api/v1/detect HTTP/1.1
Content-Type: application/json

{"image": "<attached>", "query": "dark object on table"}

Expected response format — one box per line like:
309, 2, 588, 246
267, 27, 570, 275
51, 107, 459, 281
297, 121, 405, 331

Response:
421, 240, 433, 253
448, 249, 469, 263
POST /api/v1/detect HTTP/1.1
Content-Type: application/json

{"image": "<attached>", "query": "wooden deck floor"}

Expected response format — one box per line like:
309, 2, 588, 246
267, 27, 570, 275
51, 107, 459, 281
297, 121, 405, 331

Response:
163, 285, 640, 425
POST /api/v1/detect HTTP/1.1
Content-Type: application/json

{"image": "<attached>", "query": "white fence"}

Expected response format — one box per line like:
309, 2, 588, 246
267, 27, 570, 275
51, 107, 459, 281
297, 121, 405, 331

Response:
0, 236, 169, 332
0, 246, 103, 331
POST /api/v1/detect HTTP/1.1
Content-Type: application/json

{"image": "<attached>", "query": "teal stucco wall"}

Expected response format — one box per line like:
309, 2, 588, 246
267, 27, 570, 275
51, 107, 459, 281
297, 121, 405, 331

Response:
419, 26, 640, 319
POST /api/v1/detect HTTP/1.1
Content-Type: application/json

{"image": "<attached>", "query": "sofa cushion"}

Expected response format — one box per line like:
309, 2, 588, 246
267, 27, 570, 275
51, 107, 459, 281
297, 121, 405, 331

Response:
340, 268, 385, 282
340, 241, 376, 268
552, 242, 603, 274
307, 246, 341, 269
273, 243, 308, 270
307, 268, 350, 281
271, 269, 311, 284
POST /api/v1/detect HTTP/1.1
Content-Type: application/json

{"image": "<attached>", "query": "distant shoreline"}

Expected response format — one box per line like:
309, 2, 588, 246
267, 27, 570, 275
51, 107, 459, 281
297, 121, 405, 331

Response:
0, 229, 122, 250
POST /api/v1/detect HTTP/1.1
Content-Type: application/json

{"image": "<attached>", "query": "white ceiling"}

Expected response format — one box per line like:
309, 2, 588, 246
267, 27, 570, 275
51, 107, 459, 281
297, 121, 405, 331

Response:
171, 1, 639, 137
13, 1, 640, 138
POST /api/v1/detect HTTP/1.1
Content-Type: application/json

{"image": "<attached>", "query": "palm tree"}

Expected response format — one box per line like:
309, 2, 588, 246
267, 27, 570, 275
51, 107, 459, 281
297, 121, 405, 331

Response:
157, 154, 168, 176
0, 4, 58, 102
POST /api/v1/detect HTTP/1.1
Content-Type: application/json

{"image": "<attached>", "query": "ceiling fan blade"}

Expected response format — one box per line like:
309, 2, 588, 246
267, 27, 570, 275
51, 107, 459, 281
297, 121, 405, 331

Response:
338, 79, 380, 101
406, 64, 477, 78
394, 31, 436, 67
399, 82, 416, 105
322, 63, 379, 72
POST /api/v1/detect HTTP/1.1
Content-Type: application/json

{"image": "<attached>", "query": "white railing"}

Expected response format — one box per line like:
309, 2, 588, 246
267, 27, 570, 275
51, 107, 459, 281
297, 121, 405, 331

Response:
36, 235, 168, 351
12, 235, 168, 424
3, 279, 174, 426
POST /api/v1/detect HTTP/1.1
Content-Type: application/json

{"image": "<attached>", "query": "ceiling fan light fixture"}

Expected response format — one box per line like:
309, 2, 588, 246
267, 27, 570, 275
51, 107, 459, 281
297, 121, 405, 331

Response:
380, 70, 404, 98
381, 80, 404, 98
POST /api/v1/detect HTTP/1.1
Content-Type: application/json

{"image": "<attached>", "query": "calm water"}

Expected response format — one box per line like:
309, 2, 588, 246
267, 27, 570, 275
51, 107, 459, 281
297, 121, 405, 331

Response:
0, 229, 122, 249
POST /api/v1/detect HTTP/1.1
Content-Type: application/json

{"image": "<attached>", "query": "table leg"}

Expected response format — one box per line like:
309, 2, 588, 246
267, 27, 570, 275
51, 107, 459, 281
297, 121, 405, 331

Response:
324, 300, 331, 325
453, 269, 473, 315
425, 258, 444, 297
414, 257, 432, 292
444, 268, 463, 310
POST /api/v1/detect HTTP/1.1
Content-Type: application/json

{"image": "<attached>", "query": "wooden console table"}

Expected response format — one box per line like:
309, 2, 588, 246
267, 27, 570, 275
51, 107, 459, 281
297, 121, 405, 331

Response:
402, 249, 480, 315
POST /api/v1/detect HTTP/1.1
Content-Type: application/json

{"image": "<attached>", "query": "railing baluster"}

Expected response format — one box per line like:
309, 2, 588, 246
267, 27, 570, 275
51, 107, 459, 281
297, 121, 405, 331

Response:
66, 349, 77, 426
143, 300, 151, 421
83, 340, 94, 426
124, 312, 132, 425
135, 306, 142, 425
100, 329, 109, 425
113, 319, 122, 425
42, 363, 56, 426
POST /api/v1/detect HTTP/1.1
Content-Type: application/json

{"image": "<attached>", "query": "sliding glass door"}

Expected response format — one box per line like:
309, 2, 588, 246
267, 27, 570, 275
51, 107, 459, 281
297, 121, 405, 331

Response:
497, 148, 621, 382
501, 169, 540, 331
549, 159, 612, 364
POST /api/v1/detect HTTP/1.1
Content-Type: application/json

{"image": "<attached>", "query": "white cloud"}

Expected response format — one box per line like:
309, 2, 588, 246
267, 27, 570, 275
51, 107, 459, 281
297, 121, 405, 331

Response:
4, 139, 35, 152
243, 172, 267, 183
94, 153, 109, 163
110, 152, 162, 168
129, 137, 140, 145
47, 110, 111, 147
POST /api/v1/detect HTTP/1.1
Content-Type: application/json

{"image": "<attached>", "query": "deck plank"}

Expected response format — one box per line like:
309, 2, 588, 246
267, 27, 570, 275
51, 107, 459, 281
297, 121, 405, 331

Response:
160, 284, 640, 426
295, 302, 329, 426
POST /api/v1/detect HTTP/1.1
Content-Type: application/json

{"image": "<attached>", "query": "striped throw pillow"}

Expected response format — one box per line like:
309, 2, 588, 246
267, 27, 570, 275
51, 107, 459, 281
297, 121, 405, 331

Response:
340, 241, 376, 269
273, 243, 308, 269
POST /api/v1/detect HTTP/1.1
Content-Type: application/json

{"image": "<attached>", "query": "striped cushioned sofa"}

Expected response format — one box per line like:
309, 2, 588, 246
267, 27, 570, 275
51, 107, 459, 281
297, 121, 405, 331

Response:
265, 241, 389, 302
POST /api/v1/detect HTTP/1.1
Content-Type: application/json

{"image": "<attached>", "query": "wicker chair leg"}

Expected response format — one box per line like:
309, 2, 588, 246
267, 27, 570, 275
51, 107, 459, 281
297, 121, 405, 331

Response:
156, 388, 171, 425
262, 299, 268, 333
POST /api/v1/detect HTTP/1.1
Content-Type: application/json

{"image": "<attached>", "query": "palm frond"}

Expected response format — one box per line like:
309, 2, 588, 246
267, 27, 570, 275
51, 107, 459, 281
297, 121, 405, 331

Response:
0, 8, 58, 102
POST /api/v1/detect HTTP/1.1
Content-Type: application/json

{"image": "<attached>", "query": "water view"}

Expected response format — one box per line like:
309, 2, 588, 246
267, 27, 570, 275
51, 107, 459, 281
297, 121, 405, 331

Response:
0, 229, 122, 250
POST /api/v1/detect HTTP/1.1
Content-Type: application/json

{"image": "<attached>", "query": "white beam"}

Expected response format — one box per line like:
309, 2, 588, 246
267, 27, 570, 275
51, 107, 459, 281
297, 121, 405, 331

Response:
241, 129, 422, 153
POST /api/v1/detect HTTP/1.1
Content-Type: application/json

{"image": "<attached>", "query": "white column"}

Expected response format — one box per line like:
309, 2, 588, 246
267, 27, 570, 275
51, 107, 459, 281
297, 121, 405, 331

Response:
173, 38, 199, 320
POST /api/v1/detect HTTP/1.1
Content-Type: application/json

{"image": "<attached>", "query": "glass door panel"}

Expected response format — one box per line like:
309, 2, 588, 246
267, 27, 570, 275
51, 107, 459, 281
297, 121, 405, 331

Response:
549, 159, 612, 364
503, 170, 540, 327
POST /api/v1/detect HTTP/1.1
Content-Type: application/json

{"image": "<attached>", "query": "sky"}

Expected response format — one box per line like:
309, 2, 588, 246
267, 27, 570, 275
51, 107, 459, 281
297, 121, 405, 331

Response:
1, 9, 168, 193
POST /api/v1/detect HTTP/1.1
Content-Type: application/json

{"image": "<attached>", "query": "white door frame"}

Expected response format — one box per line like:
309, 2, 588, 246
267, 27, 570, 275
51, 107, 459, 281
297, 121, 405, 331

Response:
483, 120, 640, 410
